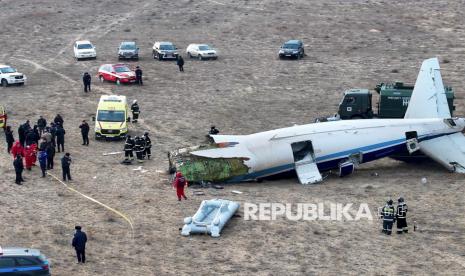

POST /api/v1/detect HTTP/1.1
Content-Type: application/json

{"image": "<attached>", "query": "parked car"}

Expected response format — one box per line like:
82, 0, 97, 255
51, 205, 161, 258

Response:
278, 40, 304, 59
0, 246, 51, 275
186, 44, 218, 60
152, 42, 179, 60
74, 40, 97, 60
118, 41, 139, 60
0, 64, 27, 87
98, 64, 136, 85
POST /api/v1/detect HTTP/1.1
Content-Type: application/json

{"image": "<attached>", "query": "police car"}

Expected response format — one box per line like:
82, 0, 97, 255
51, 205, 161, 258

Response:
0, 246, 51, 275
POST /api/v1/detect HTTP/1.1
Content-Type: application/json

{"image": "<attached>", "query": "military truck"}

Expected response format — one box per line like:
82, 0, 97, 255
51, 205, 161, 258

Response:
337, 82, 455, 119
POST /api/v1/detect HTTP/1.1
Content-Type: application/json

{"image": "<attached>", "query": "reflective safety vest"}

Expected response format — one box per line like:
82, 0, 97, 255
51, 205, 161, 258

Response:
382, 205, 395, 221
397, 203, 408, 219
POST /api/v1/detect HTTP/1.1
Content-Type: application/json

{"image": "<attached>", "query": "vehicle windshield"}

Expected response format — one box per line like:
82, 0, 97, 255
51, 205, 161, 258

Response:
114, 66, 131, 73
78, 44, 93, 49
97, 110, 125, 122
283, 43, 299, 49
160, 44, 175, 50
198, 45, 211, 51
0, 67, 16, 73
121, 43, 136, 50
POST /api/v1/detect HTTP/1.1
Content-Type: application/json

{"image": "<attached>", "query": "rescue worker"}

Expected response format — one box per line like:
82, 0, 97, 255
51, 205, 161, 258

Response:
142, 132, 152, 159
46, 143, 55, 170
173, 171, 188, 201
83, 72, 91, 92
176, 55, 184, 72
13, 154, 24, 185
123, 135, 135, 163
61, 152, 72, 181
131, 100, 140, 123
209, 125, 220, 135
72, 226, 87, 264
79, 120, 90, 146
396, 197, 409, 234
38, 150, 48, 177
134, 136, 145, 163
381, 199, 396, 235
54, 114, 64, 127
56, 124, 66, 152
135, 66, 143, 85
24, 145, 35, 171
5, 126, 14, 153
37, 116, 47, 135
11, 141, 24, 159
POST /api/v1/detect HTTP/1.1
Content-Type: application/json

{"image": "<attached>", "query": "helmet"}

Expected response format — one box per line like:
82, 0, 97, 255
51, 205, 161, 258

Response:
133, 100, 137, 104
398, 197, 404, 203
144, 132, 149, 136
387, 199, 393, 205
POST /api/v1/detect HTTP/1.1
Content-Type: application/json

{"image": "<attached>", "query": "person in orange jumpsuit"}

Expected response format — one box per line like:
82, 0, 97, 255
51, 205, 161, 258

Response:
172, 171, 188, 201
11, 141, 24, 159
24, 144, 37, 170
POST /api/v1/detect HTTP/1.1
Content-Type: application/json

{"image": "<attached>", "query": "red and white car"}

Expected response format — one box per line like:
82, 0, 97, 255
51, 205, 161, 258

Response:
97, 64, 136, 85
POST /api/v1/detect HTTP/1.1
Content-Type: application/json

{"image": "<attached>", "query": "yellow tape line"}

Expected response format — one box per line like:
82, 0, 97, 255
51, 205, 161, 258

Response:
47, 172, 134, 236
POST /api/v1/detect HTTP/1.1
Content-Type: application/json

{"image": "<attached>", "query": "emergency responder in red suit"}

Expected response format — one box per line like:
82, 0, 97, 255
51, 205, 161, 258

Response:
24, 145, 36, 170
11, 141, 24, 159
172, 172, 188, 201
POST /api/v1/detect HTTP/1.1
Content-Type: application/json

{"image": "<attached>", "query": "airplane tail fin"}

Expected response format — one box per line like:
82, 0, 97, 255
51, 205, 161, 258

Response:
404, 58, 451, 119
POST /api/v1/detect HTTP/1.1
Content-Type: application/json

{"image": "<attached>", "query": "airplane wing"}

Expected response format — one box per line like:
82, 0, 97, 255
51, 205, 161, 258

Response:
404, 57, 451, 119
420, 133, 465, 173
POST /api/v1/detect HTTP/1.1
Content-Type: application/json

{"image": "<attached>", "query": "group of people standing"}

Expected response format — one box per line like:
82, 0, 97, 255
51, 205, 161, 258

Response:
123, 132, 151, 163
380, 197, 409, 235
4, 114, 73, 184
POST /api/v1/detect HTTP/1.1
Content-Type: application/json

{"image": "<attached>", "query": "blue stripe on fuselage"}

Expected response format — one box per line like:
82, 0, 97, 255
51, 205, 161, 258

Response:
228, 132, 458, 182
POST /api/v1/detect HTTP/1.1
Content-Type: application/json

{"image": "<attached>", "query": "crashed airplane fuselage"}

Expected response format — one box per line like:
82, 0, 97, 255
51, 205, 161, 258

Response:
169, 58, 465, 184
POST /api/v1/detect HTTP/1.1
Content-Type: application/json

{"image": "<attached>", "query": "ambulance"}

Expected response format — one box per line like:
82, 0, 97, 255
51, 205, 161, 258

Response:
0, 105, 6, 129
94, 95, 129, 139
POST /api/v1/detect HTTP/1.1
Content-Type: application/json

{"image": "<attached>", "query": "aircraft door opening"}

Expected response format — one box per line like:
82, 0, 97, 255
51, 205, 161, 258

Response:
291, 141, 322, 184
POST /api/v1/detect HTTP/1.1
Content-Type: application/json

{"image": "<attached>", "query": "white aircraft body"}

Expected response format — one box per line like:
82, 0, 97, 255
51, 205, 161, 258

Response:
171, 58, 465, 184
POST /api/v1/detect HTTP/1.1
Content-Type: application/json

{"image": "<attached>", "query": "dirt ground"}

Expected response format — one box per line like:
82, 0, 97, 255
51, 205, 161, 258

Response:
1, 0, 465, 275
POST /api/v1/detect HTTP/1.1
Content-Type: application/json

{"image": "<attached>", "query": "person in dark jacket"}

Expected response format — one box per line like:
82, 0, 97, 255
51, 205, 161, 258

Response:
25, 129, 36, 146
83, 72, 91, 92
38, 150, 48, 177
13, 154, 24, 185
131, 100, 140, 123
72, 226, 87, 264
18, 120, 30, 147
134, 136, 145, 163
135, 66, 143, 85
37, 116, 47, 135
142, 132, 152, 159
123, 135, 135, 163
61, 152, 72, 181
209, 125, 220, 135
54, 114, 64, 126
176, 55, 184, 72
381, 199, 396, 235
5, 126, 14, 153
56, 125, 66, 152
46, 143, 55, 170
50, 123, 57, 147
396, 197, 409, 234
79, 120, 90, 146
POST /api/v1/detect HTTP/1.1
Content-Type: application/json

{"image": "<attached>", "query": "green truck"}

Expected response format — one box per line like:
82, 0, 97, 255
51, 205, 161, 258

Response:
337, 82, 455, 119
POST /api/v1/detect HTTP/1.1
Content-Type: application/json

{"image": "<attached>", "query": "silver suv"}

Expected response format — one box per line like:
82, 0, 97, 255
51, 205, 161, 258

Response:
152, 42, 179, 60
118, 41, 139, 60
0, 246, 51, 275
